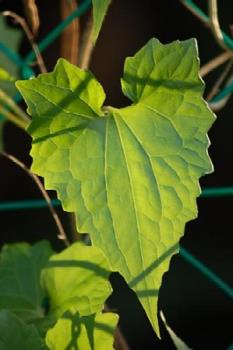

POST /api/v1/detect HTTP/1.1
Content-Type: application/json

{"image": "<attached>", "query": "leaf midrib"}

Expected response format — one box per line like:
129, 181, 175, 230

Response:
113, 114, 154, 322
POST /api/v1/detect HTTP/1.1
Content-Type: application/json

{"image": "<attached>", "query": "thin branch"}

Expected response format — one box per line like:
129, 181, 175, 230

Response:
104, 305, 130, 350
160, 311, 192, 350
208, 0, 230, 51
1, 152, 70, 247
0, 89, 31, 124
60, 0, 80, 65
200, 51, 233, 77
78, 14, 94, 69
0, 105, 28, 130
206, 59, 233, 101
2, 11, 47, 73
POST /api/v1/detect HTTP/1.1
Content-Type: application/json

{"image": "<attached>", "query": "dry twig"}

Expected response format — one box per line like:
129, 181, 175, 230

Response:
104, 304, 130, 350
209, 72, 233, 111
208, 0, 230, 51
1, 152, 70, 247
206, 59, 233, 101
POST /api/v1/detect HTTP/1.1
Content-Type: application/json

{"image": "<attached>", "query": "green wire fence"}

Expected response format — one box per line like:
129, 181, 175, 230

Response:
0, 0, 232, 346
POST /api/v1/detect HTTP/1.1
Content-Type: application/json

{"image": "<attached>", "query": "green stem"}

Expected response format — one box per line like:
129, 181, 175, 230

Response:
78, 14, 94, 69
0, 105, 28, 130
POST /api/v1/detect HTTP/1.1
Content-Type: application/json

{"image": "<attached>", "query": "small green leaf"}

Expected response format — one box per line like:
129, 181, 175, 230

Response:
0, 309, 44, 350
46, 310, 118, 350
0, 240, 53, 321
41, 242, 112, 317
16, 38, 215, 337
92, 0, 111, 42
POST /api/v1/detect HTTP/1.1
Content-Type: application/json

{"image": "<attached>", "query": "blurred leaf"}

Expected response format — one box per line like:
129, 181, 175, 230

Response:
0, 118, 5, 151
0, 240, 53, 322
46, 310, 118, 350
41, 242, 112, 317
92, 0, 111, 42
0, 68, 15, 81
0, 309, 44, 349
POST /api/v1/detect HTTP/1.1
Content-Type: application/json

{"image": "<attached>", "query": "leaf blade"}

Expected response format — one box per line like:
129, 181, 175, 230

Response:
16, 38, 215, 336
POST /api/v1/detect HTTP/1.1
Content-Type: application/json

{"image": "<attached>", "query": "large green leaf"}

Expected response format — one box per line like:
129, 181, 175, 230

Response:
92, 0, 111, 42
0, 309, 44, 349
0, 241, 53, 322
16, 38, 215, 336
41, 242, 112, 317
46, 310, 118, 350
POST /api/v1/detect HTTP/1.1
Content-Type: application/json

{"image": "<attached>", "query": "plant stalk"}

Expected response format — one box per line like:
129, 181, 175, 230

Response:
208, 0, 230, 51
78, 13, 94, 69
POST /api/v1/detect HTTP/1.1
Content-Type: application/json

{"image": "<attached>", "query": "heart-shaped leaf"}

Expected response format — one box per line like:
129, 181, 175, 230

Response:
16, 38, 215, 336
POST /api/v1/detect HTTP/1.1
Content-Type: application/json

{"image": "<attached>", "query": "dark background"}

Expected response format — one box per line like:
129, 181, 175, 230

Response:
0, 0, 232, 349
